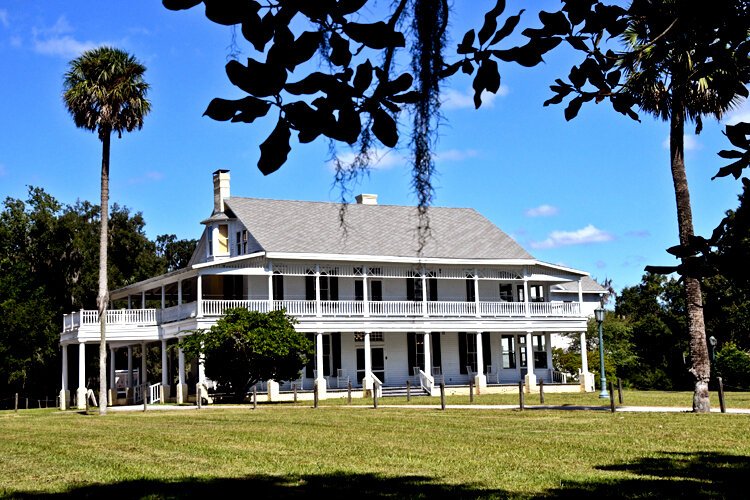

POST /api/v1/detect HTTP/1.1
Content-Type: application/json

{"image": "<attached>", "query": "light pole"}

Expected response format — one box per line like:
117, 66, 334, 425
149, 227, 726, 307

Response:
594, 307, 608, 399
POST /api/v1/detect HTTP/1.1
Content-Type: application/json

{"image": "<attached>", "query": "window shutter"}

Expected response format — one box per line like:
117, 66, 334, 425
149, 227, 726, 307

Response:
406, 277, 415, 301
354, 280, 363, 301
431, 332, 442, 369
429, 278, 438, 301
482, 333, 491, 367
332, 332, 341, 372
458, 332, 467, 374
273, 274, 284, 300
305, 333, 315, 378
407, 333, 416, 373
330, 276, 339, 301
305, 275, 315, 300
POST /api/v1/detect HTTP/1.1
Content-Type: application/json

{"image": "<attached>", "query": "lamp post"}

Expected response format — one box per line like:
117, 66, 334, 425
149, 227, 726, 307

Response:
594, 307, 608, 399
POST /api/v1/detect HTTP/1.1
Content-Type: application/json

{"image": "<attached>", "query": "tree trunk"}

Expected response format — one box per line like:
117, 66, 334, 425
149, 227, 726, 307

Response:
670, 105, 710, 413
98, 132, 111, 416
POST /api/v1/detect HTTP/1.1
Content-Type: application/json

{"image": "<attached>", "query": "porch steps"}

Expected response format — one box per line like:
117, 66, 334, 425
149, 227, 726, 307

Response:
379, 385, 430, 398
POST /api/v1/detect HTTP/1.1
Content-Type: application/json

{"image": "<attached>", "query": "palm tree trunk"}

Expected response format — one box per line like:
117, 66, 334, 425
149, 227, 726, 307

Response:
98, 132, 111, 416
670, 104, 710, 413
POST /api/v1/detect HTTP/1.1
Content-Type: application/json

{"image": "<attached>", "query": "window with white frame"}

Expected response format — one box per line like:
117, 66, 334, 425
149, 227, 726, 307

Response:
501, 335, 515, 368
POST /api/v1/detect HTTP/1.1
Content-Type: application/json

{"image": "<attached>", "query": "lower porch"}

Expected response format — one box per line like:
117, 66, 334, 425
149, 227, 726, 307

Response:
59, 330, 593, 409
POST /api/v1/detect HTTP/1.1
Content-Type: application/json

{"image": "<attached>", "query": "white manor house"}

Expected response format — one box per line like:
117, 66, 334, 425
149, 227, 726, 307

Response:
59, 170, 604, 409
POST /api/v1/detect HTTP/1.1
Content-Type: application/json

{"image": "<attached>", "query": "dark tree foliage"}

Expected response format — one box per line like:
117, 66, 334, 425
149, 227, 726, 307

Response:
155, 234, 198, 272
162, 0, 560, 212
0, 188, 190, 400
179, 308, 313, 403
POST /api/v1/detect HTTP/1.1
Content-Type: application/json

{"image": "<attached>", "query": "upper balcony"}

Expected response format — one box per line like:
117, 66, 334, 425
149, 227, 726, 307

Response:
62, 299, 581, 336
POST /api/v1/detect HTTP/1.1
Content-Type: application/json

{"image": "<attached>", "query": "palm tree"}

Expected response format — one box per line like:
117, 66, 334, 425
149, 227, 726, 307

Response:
619, 1, 750, 412
63, 47, 151, 415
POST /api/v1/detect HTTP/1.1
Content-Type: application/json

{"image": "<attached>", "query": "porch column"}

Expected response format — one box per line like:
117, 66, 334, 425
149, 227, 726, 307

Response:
60, 344, 69, 410
315, 264, 321, 317
315, 332, 327, 396
141, 342, 148, 390
141, 291, 146, 309
76, 342, 86, 410
127, 296, 132, 309
475, 332, 486, 391
267, 268, 274, 312
161, 339, 169, 403
423, 332, 432, 378
579, 331, 594, 392
362, 267, 369, 317
108, 346, 116, 406
178, 280, 182, 306
523, 269, 530, 317
421, 270, 428, 317
197, 274, 203, 318
161, 285, 165, 310
524, 332, 537, 392
474, 270, 480, 317
198, 345, 209, 405
127, 346, 134, 403
545, 333, 553, 374
177, 346, 187, 404
362, 331, 373, 394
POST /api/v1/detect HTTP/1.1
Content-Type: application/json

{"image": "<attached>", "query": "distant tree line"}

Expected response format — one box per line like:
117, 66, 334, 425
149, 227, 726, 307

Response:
0, 187, 196, 401
556, 183, 750, 391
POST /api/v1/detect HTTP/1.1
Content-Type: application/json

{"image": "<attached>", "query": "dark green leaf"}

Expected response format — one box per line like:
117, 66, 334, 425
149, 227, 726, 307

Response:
441, 61, 463, 78
353, 60, 374, 95
285, 72, 338, 95
162, 0, 201, 11
203, 96, 271, 123
290, 31, 323, 68
457, 29, 476, 55
371, 107, 398, 147
329, 32, 352, 67
478, 0, 506, 46
472, 59, 500, 109
226, 58, 287, 97
258, 119, 292, 175
389, 91, 420, 104
376, 73, 413, 97
565, 35, 588, 52
564, 96, 583, 121
336, 0, 368, 16
489, 10, 524, 46
343, 22, 406, 49
539, 10, 570, 35
203, 0, 258, 25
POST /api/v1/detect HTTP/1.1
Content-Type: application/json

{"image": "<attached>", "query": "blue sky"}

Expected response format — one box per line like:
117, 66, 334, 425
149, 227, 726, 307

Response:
1, 1, 747, 294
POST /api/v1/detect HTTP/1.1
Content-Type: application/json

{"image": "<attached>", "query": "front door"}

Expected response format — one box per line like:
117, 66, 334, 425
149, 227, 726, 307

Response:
356, 347, 386, 385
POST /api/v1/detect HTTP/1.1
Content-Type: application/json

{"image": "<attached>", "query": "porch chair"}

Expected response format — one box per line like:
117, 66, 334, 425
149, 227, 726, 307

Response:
291, 372, 304, 391
336, 368, 349, 389
466, 365, 477, 383
486, 365, 498, 384
432, 366, 443, 384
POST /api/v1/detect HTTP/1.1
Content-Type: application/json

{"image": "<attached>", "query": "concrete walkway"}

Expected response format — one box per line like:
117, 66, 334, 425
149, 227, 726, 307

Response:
102, 403, 750, 414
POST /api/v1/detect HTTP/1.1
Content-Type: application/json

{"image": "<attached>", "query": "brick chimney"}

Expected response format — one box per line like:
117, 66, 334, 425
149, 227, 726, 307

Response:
213, 169, 230, 213
355, 193, 378, 205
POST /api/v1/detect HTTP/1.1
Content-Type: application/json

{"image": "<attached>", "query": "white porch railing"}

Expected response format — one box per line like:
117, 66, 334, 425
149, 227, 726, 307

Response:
550, 370, 569, 384
62, 309, 157, 331
159, 302, 198, 323
62, 300, 582, 331
149, 383, 162, 404
418, 369, 434, 394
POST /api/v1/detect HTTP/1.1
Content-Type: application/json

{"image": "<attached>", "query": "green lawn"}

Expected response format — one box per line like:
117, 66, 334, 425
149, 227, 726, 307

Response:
1, 402, 748, 498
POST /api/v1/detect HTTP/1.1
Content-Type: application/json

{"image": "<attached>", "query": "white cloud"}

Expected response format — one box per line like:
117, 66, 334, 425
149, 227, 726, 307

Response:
32, 16, 100, 58
331, 148, 404, 171
661, 134, 700, 151
434, 149, 478, 162
441, 85, 508, 110
0, 9, 9, 28
530, 224, 614, 249
524, 204, 559, 217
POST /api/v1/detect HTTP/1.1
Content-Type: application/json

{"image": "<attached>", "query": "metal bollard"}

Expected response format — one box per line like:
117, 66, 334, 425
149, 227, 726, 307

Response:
440, 382, 446, 410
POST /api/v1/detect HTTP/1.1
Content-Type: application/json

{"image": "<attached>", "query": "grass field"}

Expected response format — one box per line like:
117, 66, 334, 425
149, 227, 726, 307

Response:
1, 395, 749, 499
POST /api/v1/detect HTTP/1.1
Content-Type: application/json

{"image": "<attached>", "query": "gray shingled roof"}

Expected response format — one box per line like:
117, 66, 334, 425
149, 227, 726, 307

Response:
223, 197, 534, 260
553, 275, 607, 293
